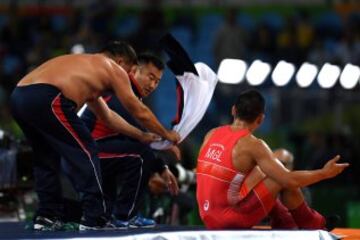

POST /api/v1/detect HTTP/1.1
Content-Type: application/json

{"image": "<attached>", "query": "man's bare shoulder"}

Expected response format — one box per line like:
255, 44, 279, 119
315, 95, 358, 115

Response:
89, 54, 110, 65
95, 54, 126, 75
248, 135, 266, 146
236, 134, 268, 152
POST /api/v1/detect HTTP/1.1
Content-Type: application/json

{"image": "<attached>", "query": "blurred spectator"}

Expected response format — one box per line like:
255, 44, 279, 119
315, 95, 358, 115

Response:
250, 23, 276, 62
296, 10, 315, 52
213, 7, 247, 67
129, 0, 167, 53
274, 148, 294, 170
276, 15, 302, 64
302, 132, 329, 170
87, 0, 116, 38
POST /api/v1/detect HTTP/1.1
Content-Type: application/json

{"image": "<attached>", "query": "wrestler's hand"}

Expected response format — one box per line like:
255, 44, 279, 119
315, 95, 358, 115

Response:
140, 132, 161, 144
322, 155, 349, 179
161, 168, 179, 195
165, 130, 180, 144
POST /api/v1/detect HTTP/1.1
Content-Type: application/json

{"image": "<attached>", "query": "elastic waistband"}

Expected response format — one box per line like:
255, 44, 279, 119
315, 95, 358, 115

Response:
15, 83, 77, 108
16, 83, 61, 92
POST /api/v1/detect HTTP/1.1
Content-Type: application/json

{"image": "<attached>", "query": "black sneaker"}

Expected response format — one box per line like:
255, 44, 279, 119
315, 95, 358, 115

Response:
33, 216, 64, 231
79, 216, 115, 231
62, 222, 80, 231
325, 215, 340, 231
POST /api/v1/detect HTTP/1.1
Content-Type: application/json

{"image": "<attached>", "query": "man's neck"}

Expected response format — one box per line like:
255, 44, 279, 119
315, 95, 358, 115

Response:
128, 74, 144, 98
231, 119, 255, 132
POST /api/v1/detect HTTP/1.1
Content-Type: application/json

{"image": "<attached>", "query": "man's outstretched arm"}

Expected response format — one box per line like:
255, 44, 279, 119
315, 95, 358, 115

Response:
251, 139, 349, 189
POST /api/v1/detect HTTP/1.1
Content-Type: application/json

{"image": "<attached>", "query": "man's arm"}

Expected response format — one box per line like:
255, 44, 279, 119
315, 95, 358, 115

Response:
107, 61, 179, 143
250, 138, 349, 189
87, 97, 159, 143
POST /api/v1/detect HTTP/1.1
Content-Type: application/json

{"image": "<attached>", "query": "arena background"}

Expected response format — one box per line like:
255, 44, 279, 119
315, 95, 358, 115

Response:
0, 0, 359, 230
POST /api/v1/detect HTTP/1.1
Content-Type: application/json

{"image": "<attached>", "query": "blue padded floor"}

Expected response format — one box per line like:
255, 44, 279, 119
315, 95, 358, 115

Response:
0, 222, 340, 240
0, 222, 204, 239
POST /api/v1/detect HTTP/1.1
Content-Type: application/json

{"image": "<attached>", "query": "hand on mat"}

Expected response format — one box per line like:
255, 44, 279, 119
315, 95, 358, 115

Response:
322, 155, 349, 178
140, 132, 161, 144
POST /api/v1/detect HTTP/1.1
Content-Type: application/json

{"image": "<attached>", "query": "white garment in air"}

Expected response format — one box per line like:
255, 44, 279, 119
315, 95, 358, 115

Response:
151, 62, 218, 150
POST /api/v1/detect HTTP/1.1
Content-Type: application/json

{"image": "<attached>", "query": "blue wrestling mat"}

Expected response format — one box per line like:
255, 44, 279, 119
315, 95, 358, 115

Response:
0, 222, 203, 239
0, 222, 341, 240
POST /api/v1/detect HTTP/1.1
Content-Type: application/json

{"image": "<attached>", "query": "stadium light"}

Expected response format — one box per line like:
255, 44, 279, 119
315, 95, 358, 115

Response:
272, 60, 295, 87
215, 58, 359, 89
217, 58, 247, 84
246, 60, 271, 86
71, 44, 85, 54
317, 63, 341, 89
296, 62, 318, 88
339, 63, 360, 90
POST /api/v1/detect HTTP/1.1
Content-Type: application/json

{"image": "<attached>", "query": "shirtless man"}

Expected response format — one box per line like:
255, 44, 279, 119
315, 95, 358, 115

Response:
196, 89, 348, 229
10, 41, 179, 231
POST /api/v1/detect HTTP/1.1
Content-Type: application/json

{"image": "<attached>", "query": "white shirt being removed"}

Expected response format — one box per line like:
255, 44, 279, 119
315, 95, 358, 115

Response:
151, 62, 218, 150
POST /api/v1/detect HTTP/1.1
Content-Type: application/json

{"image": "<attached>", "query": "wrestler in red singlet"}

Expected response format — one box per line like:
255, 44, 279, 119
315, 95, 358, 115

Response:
197, 126, 274, 229
196, 89, 348, 230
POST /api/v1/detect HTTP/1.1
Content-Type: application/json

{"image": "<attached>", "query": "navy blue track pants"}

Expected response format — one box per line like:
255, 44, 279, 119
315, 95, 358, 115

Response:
10, 84, 106, 222
97, 137, 156, 220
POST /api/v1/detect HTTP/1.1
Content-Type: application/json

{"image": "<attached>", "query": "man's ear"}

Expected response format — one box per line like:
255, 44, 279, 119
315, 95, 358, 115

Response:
129, 65, 137, 75
231, 105, 236, 117
257, 113, 265, 125
116, 58, 124, 65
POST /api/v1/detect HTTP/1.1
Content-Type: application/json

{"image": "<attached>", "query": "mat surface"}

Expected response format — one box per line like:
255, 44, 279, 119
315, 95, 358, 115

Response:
0, 222, 357, 239
332, 228, 360, 240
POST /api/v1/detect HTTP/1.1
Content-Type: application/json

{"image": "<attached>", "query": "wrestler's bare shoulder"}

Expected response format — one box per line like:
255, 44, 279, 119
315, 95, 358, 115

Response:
235, 133, 263, 150
238, 135, 271, 155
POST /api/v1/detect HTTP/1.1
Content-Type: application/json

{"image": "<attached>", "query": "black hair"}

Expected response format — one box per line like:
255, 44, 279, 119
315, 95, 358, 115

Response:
234, 89, 265, 123
101, 41, 137, 64
137, 52, 164, 70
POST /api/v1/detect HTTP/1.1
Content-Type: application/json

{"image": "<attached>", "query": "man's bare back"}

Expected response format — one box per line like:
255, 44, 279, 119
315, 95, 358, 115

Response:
18, 54, 119, 109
